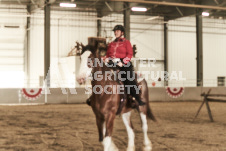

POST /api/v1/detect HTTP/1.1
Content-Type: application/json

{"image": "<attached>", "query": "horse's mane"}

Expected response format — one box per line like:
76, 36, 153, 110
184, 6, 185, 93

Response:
81, 45, 95, 55
81, 42, 111, 72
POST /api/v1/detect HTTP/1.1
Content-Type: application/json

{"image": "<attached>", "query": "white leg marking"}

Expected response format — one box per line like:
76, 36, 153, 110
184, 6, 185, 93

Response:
102, 136, 118, 151
102, 136, 111, 151
110, 140, 118, 151
122, 111, 135, 151
140, 112, 152, 151
103, 122, 106, 137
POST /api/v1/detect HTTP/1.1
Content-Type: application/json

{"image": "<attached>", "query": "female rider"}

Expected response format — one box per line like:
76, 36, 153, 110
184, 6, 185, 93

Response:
105, 25, 145, 106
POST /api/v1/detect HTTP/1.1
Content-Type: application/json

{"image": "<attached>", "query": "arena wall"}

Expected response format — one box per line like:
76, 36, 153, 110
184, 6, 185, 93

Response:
0, 87, 225, 104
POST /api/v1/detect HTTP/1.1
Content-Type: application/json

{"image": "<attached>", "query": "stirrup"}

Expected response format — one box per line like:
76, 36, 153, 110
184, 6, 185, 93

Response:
132, 97, 145, 106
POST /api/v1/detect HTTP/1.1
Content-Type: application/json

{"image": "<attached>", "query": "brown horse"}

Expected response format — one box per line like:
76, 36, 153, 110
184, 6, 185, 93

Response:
77, 42, 156, 151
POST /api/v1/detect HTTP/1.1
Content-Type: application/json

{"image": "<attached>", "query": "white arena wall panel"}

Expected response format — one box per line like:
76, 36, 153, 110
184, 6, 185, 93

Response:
166, 17, 226, 87
168, 17, 196, 87
203, 18, 226, 87
29, 12, 44, 87
0, 5, 27, 88
130, 16, 164, 86
50, 10, 97, 58
130, 15, 164, 60
29, 10, 97, 87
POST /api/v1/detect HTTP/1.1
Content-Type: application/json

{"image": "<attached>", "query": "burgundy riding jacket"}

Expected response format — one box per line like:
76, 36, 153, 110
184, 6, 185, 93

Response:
106, 37, 133, 64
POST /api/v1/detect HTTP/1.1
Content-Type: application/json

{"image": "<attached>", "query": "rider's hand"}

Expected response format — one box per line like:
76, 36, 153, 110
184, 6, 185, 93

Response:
123, 57, 130, 64
105, 58, 109, 63
117, 62, 123, 67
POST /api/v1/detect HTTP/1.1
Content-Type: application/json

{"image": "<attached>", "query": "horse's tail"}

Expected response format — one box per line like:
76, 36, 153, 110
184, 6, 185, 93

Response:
146, 101, 157, 122
141, 79, 157, 122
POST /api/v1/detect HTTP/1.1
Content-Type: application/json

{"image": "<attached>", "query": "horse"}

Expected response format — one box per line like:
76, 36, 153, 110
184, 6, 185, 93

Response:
76, 41, 156, 151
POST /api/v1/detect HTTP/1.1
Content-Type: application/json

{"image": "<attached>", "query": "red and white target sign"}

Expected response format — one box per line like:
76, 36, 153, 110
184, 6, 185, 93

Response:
22, 88, 43, 101
166, 87, 184, 98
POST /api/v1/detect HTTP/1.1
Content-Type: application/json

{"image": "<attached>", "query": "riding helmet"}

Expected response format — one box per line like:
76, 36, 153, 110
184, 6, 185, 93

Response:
112, 25, 125, 32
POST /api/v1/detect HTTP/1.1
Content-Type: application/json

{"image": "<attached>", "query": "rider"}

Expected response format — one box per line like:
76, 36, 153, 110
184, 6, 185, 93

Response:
105, 25, 145, 106
86, 25, 145, 106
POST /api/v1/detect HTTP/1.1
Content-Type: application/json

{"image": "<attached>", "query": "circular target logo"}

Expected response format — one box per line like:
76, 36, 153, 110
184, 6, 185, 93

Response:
22, 88, 43, 101
166, 87, 184, 98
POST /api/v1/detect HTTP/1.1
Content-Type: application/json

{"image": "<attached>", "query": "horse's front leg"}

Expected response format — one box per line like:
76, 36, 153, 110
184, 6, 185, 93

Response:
102, 113, 118, 151
122, 111, 135, 151
95, 115, 105, 142
140, 112, 152, 151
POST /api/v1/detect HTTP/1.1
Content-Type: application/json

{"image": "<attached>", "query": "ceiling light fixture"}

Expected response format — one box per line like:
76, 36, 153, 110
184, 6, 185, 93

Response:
131, 7, 147, 12
60, 3, 76, 8
202, 12, 209, 16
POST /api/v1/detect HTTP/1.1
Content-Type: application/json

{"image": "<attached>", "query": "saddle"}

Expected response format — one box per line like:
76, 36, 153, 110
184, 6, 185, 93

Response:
85, 60, 142, 115
107, 66, 141, 115
86, 66, 141, 114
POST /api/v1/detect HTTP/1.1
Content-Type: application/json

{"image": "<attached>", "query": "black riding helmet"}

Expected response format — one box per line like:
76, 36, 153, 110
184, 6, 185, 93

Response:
112, 25, 125, 33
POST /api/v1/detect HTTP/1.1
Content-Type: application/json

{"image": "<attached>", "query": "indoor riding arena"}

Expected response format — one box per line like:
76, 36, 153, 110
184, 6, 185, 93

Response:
0, 0, 226, 151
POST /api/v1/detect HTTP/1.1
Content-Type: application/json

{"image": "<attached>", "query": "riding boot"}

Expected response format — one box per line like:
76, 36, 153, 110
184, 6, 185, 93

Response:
86, 97, 91, 106
115, 68, 122, 85
126, 80, 145, 106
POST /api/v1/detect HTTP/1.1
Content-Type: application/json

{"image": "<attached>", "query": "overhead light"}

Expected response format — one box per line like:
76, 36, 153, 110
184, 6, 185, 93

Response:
202, 12, 209, 16
60, 3, 76, 8
131, 7, 147, 12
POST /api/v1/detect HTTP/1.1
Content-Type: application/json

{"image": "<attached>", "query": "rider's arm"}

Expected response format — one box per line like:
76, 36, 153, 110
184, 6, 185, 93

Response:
105, 43, 112, 58
123, 40, 133, 64
102, 43, 111, 62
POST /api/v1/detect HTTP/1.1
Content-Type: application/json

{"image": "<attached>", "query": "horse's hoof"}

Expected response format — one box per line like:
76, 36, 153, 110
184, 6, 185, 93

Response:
143, 145, 152, 151
127, 146, 135, 151
109, 147, 118, 151
110, 142, 118, 151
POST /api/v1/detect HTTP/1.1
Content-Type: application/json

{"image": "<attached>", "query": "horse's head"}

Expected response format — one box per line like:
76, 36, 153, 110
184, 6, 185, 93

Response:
76, 40, 107, 85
